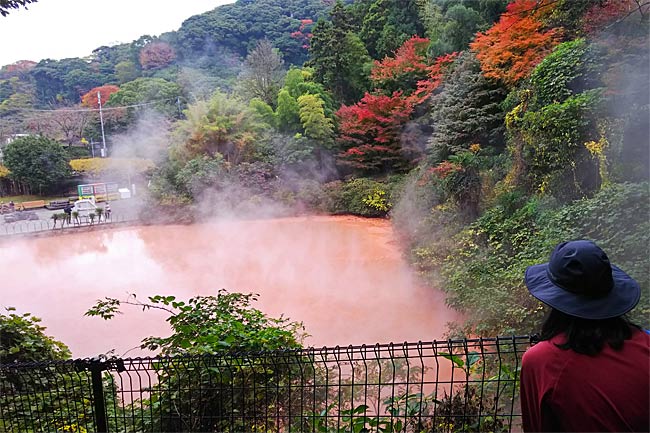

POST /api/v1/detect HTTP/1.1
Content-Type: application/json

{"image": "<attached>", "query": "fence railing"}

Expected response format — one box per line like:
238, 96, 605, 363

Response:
0, 213, 134, 237
0, 336, 533, 433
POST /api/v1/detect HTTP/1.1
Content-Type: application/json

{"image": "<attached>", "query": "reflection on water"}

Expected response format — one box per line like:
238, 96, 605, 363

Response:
0, 216, 456, 357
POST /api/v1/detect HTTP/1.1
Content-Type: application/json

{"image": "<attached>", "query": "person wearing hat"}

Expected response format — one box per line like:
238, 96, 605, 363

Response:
520, 240, 649, 432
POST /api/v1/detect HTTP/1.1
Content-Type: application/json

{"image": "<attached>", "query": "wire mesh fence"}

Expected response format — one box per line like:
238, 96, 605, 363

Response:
0, 336, 532, 432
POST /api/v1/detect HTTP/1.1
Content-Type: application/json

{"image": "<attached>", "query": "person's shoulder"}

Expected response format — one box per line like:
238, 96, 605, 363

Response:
629, 327, 650, 346
522, 338, 562, 364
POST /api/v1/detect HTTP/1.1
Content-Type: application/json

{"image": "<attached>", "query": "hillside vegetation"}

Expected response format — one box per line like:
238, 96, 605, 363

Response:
0, 0, 648, 335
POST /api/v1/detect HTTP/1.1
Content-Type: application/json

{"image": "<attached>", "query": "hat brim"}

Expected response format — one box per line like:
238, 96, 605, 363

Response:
525, 263, 641, 319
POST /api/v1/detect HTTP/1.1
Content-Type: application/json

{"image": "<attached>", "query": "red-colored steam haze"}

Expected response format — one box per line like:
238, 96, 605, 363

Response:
0, 216, 456, 357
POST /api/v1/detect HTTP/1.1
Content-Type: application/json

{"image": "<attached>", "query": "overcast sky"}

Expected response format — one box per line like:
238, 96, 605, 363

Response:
0, 0, 234, 67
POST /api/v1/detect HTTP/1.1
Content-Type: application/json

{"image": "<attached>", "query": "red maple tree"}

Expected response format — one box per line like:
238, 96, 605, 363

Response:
470, 0, 561, 87
80, 85, 120, 107
336, 51, 456, 173
371, 36, 430, 89
430, 160, 462, 179
336, 91, 414, 173
139, 41, 176, 70
407, 52, 457, 105
581, 0, 638, 34
336, 46, 457, 173
371, 36, 457, 102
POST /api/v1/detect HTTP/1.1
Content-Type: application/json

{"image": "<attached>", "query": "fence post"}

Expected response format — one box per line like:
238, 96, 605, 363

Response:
89, 359, 108, 433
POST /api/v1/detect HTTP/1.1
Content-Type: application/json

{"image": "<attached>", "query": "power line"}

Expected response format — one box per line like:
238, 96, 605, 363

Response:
11, 98, 182, 114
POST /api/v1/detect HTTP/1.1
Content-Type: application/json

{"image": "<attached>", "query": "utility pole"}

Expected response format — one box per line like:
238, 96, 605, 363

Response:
97, 91, 107, 158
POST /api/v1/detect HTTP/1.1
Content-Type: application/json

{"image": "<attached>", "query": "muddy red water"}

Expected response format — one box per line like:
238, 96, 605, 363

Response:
1, 216, 456, 357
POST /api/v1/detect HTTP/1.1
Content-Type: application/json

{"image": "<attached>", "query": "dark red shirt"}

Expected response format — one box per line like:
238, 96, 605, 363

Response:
520, 328, 650, 432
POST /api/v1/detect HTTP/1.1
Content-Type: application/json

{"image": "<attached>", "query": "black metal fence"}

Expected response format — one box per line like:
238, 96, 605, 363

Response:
0, 336, 532, 432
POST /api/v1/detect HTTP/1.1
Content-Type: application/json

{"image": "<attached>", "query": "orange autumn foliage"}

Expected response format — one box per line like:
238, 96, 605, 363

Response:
371, 36, 430, 83
470, 0, 561, 87
81, 85, 120, 107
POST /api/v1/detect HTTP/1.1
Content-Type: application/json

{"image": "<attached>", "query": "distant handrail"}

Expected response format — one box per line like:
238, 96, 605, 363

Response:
0, 212, 138, 237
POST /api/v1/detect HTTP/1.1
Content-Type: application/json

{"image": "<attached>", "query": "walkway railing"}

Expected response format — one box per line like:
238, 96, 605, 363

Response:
0, 336, 532, 432
0, 213, 135, 236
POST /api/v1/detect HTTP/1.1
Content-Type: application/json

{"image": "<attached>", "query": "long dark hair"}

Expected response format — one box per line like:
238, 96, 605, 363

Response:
539, 309, 640, 356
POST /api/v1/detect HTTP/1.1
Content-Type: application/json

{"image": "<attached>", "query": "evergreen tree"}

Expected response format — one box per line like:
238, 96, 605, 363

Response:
428, 52, 508, 162
308, 1, 372, 104
359, 0, 426, 59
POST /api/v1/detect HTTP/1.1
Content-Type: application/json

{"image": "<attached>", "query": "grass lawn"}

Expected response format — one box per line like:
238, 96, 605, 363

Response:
0, 194, 72, 204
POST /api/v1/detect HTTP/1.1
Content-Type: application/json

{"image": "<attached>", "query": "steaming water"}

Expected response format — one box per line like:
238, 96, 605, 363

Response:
0, 216, 455, 358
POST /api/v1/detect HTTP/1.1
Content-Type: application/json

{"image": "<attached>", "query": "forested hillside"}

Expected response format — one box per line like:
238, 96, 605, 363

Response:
0, 0, 648, 336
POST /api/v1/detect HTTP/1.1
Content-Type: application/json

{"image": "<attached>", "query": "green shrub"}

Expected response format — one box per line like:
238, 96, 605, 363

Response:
174, 155, 228, 200
0, 308, 70, 363
323, 178, 392, 217
540, 182, 650, 327
293, 179, 328, 212
0, 309, 118, 432
428, 182, 649, 335
528, 38, 603, 110
86, 291, 306, 432
519, 90, 602, 199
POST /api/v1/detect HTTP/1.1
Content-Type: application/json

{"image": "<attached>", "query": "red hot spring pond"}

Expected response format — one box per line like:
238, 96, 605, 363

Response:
0, 215, 456, 358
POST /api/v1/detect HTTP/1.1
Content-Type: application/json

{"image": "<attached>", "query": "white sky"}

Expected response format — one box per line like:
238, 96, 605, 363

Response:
0, 0, 234, 67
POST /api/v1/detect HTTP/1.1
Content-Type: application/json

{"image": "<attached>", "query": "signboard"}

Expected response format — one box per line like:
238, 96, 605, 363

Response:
77, 182, 120, 201
78, 184, 93, 197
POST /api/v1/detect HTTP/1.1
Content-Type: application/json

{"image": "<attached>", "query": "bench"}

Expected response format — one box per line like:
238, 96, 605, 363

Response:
45, 200, 71, 210
18, 200, 46, 210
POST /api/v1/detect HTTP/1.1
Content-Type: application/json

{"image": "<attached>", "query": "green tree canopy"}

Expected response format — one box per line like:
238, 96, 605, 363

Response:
282, 67, 335, 117
175, 155, 228, 199
276, 88, 301, 133
308, 1, 372, 104
357, 0, 426, 59
106, 77, 182, 117
30, 58, 108, 107
249, 97, 277, 128
175, 91, 268, 164
3, 135, 70, 193
421, 0, 507, 57
174, 0, 330, 67
297, 93, 333, 143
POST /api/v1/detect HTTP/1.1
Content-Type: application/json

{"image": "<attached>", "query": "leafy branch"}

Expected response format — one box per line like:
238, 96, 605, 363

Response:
85, 290, 305, 355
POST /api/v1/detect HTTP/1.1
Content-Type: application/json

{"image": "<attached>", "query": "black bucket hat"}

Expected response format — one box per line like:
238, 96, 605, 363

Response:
525, 240, 640, 320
